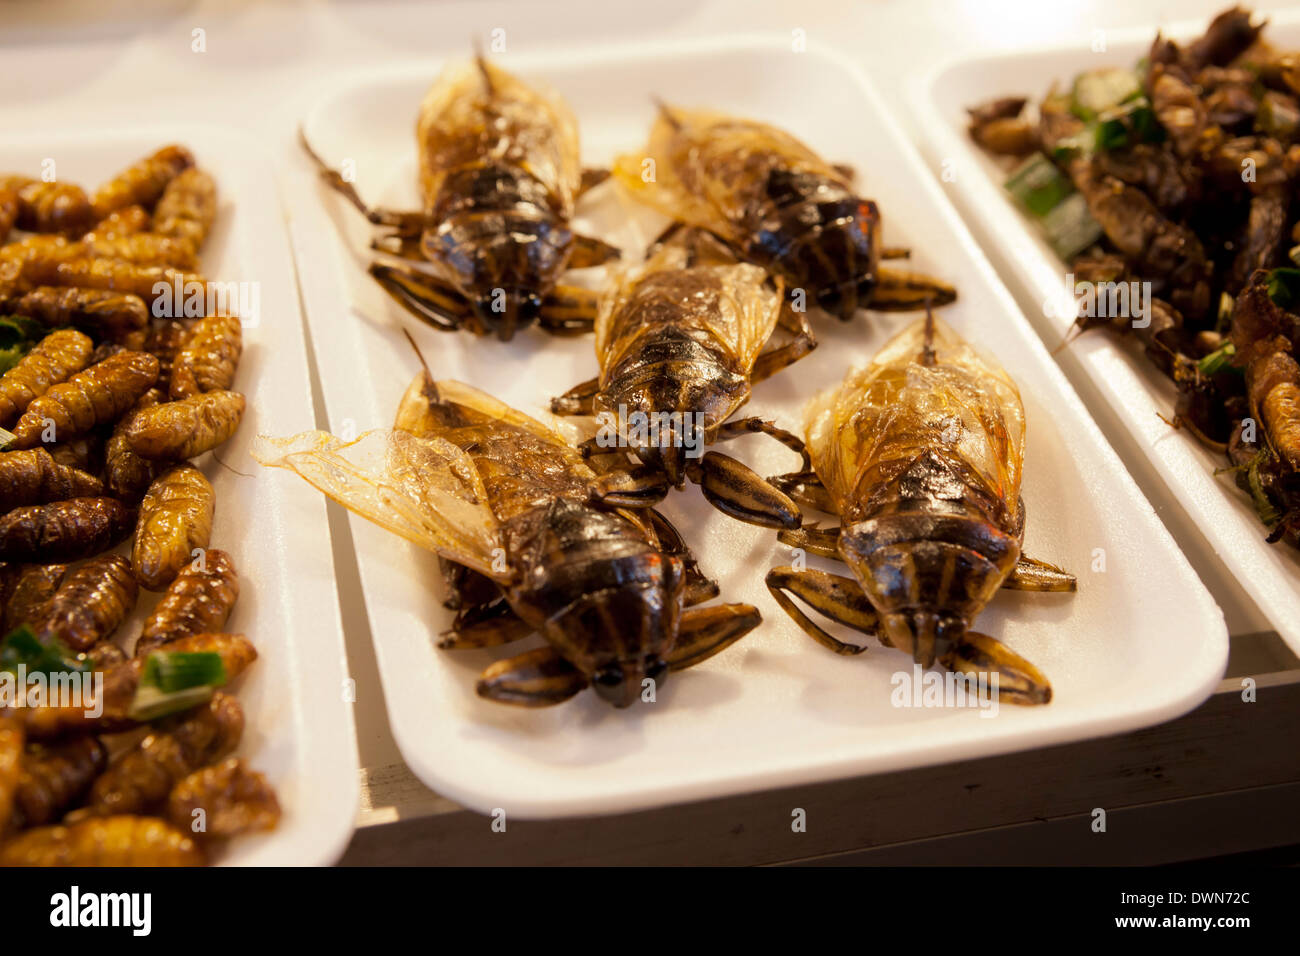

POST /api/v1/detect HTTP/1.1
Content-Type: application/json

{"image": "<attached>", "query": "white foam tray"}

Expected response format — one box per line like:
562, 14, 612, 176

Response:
0, 126, 359, 864
910, 11, 1300, 655
284, 38, 1227, 819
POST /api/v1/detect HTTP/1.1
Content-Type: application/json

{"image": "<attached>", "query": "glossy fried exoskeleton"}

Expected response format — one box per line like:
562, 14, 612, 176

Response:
21, 632, 256, 739
84, 204, 151, 239
123, 389, 244, 460
48, 433, 106, 475
0, 175, 93, 235
13, 736, 107, 827
166, 757, 280, 841
0, 448, 103, 510
170, 313, 241, 398
553, 235, 812, 527
146, 320, 189, 393
614, 107, 956, 320
104, 388, 163, 500
0, 497, 134, 563
0, 815, 205, 866
0, 329, 93, 428
766, 316, 1076, 704
8, 349, 159, 449
35, 554, 138, 652
90, 144, 194, 220
1, 563, 68, 632
0, 707, 21, 833
257, 374, 760, 708
132, 464, 214, 590
153, 168, 217, 251
81, 692, 244, 817
301, 56, 616, 340
3, 286, 150, 342
9, 256, 209, 312
136, 548, 238, 655
0, 187, 18, 243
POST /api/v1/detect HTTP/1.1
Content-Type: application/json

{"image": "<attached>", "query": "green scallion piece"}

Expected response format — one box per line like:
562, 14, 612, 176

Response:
141, 651, 227, 693
127, 684, 216, 723
1197, 341, 1237, 376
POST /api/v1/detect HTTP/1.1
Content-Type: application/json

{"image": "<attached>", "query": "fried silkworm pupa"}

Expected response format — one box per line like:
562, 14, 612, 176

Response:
7, 350, 159, 449
18, 258, 208, 312
77, 233, 198, 270
90, 144, 194, 220
132, 465, 214, 591
0, 448, 102, 511
7, 286, 150, 343
124, 389, 244, 460
36, 554, 137, 651
136, 548, 237, 655
0, 707, 21, 832
104, 389, 164, 500
83, 641, 126, 671
1, 563, 68, 632
0, 498, 134, 563
170, 314, 242, 398
47, 433, 106, 475
0, 186, 17, 243
0, 815, 205, 866
166, 757, 280, 842
13, 737, 107, 827
0, 174, 93, 235
153, 167, 217, 251
146, 320, 189, 393
80, 692, 244, 817
83, 204, 150, 239
0, 329, 93, 428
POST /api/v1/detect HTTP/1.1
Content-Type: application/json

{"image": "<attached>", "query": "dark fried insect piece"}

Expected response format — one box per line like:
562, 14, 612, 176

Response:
0, 448, 102, 510
90, 144, 194, 220
0, 707, 20, 833
12, 256, 208, 311
84, 204, 150, 239
83, 641, 126, 670
8, 349, 159, 449
146, 320, 189, 393
21, 633, 256, 739
0, 175, 93, 234
80, 692, 244, 817
3, 286, 149, 342
124, 389, 244, 460
0, 498, 134, 563
0, 815, 205, 866
12, 737, 106, 827
136, 549, 238, 655
166, 757, 279, 842
35, 554, 137, 652
170, 313, 241, 398
1, 563, 67, 631
104, 389, 164, 500
47, 433, 105, 475
153, 168, 217, 251
0, 329, 93, 428
79, 232, 198, 270
0, 187, 17, 243
133, 465, 214, 590
967, 97, 1038, 155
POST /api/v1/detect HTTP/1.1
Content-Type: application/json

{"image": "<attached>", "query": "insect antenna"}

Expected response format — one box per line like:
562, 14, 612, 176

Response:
401, 326, 443, 403
210, 451, 254, 478
919, 299, 937, 367
1051, 320, 1086, 356
472, 40, 495, 95
652, 97, 683, 131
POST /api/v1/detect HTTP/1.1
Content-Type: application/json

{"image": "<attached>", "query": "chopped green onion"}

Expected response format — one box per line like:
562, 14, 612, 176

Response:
141, 651, 227, 693
1094, 97, 1164, 152
0, 625, 88, 677
1197, 341, 1237, 375
1072, 68, 1141, 120
1247, 453, 1281, 526
0, 427, 14, 450
1265, 266, 1300, 308
1257, 91, 1300, 141
127, 684, 216, 723
1042, 192, 1104, 260
1288, 245, 1300, 268
1005, 153, 1074, 217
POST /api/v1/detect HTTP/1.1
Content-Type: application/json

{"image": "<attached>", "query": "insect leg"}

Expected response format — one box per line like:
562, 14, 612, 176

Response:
751, 304, 817, 384
769, 469, 838, 516
298, 128, 426, 237
777, 523, 841, 559
868, 267, 958, 311
712, 416, 812, 473
550, 376, 599, 416
438, 600, 535, 650
368, 263, 476, 333
644, 508, 720, 606
569, 234, 621, 269
764, 566, 878, 656
476, 646, 588, 707
685, 450, 801, 530
438, 558, 501, 612
941, 632, 1052, 705
538, 284, 599, 336
880, 246, 911, 260
590, 465, 669, 508
667, 603, 761, 671
578, 168, 610, 199
1003, 555, 1078, 592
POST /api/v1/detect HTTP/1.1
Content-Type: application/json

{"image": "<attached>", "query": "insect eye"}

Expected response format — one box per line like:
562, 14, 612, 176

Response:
645, 659, 669, 684
593, 666, 624, 687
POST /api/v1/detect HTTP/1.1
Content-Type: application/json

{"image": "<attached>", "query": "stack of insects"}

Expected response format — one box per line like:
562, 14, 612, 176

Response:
0, 146, 276, 866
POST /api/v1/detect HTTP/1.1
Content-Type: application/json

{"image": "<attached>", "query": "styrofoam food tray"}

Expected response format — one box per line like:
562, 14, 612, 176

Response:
910, 11, 1300, 655
0, 127, 359, 864
286, 38, 1227, 818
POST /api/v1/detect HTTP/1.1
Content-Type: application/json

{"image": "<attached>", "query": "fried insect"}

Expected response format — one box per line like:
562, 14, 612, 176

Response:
0, 187, 17, 244
258, 371, 760, 708
0, 708, 20, 833
47, 433, 105, 475
7, 349, 159, 449
1, 563, 68, 632
3, 286, 149, 341
12, 737, 107, 827
35, 554, 137, 652
0, 815, 205, 866
553, 234, 811, 528
301, 55, 617, 340
123, 389, 244, 460
80, 692, 243, 817
104, 388, 163, 500
84, 204, 151, 239
170, 313, 241, 398
132, 465, 215, 591
0, 498, 134, 563
0, 175, 93, 235
165, 757, 280, 841
614, 106, 956, 320
153, 168, 217, 251
146, 320, 189, 393
8, 255, 208, 310
0, 329, 93, 428
90, 144, 194, 220
136, 548, 238, 655
21, 633, 256, 739
767, 315, 1076, 704
0, 448, 102, 510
